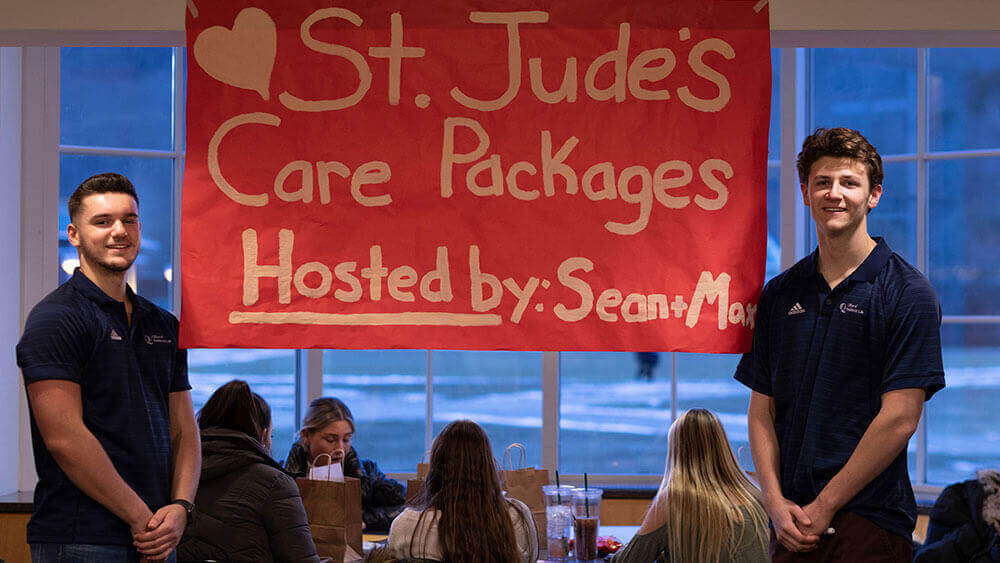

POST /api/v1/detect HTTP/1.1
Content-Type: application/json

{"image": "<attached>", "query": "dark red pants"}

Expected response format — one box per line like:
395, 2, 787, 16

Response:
771, 511, 914, 563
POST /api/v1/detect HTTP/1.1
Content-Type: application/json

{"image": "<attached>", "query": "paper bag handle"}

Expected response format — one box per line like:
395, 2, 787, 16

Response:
502, 442, 526, 470
309, 453, 336, 481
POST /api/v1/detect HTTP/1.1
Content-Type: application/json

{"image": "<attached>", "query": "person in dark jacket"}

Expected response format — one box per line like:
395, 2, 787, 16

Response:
916, 469, 1000, 562
284, 396, 405, 532
178, 380, 319, 562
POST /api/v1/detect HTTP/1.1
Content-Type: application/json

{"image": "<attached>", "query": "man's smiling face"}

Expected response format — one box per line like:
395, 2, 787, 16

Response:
801, 156, 882, 239
68, 192, 141, 274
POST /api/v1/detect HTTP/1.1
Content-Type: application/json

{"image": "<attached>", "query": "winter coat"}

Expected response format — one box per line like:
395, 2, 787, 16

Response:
915, 469, 1000, 562
284, 440, 406, 533
177, 427, 320, 562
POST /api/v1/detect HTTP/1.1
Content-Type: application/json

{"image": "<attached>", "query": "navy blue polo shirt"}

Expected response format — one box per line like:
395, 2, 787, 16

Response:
16, 269, 190, 546
735, 238, 944, 539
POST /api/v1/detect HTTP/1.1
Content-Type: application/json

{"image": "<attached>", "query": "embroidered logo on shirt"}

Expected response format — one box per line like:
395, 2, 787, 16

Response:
109, 329, 122, 341
840, 302, 865, 315
144, 334, 173, 345
787, 302, 806, 316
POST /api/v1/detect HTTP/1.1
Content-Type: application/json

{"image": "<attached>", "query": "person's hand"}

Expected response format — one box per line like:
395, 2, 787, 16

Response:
128, 507, 156, 554
764, 494, 820, 552
133, 504, 187, 560
799, 498, 836, 538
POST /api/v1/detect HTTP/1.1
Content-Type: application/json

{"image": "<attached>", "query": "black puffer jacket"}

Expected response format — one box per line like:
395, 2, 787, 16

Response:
284, 440, 405, 532
177, 427, 320, 562
915, 471, 1000, 562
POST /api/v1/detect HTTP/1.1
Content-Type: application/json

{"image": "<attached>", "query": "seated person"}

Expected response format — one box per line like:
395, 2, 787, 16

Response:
284, 396, 405, 532
387, 419, 538, 563
612, 409, 769, 563
915, 468, 1000, 562
177, 380, 319, 562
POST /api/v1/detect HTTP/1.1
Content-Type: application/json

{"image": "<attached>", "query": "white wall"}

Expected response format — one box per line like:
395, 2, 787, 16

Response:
0, 47, 23, 496
0, 46, 59, 494
0, 0, 184, 31
1, 0, 1000, 46
770, 0, 1000, 31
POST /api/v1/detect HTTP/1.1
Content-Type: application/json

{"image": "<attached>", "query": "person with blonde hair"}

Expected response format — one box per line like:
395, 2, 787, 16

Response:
284, 397, 405, 532
612, 408, 768, 563
387, 420, 538, 563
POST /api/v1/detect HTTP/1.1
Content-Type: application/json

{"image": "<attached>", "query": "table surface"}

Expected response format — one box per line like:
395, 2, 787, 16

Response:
538, 525, 639, 563
363, 526, 640, 562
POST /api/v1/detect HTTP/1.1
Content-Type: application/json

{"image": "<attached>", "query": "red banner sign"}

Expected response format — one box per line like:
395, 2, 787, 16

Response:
180, 0, 770, 351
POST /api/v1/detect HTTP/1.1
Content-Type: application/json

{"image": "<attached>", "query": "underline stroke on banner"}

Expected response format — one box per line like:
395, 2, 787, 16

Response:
228, 311, 503, 326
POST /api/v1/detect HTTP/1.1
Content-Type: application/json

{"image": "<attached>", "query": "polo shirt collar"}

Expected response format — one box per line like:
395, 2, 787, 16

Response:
793, 237, 892, 283
69, 268, 153, 314
850, 237, 892, 282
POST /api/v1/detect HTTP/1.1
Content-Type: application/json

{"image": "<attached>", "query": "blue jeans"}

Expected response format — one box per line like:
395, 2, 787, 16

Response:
30, 543, 177, 563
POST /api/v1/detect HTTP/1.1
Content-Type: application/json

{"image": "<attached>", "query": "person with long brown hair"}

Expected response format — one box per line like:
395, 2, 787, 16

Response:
386, 420, 538, 563
612, 409, 768, 563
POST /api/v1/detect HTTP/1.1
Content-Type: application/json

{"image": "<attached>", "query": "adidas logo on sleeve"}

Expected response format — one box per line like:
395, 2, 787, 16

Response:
787, 302, 806, 316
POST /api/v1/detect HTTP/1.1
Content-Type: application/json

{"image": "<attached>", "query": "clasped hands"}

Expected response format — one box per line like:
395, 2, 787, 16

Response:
767, 494, 836, 552
132, 503, 188, 561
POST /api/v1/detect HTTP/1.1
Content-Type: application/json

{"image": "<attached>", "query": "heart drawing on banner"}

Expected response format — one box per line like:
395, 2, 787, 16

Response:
193, 7, 276, 100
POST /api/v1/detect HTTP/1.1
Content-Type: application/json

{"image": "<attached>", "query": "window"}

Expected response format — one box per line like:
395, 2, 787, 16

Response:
924, 48, 1000, 484
59, 47, 177, 308
431, 351, 543, 468
808, 48, 1000, 485
59, 48, 296, 461
322, 350, 427, 472
56, 46, 1000, 489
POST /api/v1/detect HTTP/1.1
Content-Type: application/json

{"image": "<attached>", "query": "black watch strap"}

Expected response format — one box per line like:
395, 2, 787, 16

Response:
170, 499, 195, 524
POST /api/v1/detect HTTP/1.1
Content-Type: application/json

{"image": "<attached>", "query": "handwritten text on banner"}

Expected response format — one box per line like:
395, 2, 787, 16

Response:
180, 0, 771, 352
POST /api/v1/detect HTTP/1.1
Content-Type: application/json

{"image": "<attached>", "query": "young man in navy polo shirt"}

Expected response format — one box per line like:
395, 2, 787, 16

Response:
17, 173, 201, 562
736, 128, 945, 561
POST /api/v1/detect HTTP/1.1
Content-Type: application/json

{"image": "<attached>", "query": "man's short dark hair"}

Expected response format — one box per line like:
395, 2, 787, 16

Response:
68, 172, 139, 223
796, 127, 884, 188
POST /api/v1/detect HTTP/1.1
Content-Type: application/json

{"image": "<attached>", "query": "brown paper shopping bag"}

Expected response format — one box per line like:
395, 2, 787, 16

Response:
404, 454, 431, 506
500, 443, 550, 546
296, 454, 364, 562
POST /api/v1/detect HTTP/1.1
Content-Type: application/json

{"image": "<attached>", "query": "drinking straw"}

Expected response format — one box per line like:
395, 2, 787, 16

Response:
555, 470, 562, 503
584, 472, 590, 517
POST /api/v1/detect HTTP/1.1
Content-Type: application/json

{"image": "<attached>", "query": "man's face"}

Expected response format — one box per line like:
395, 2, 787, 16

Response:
67, 192, 141, 274
801, 156, 882, 238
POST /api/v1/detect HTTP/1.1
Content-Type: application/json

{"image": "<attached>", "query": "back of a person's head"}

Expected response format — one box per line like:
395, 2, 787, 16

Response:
414, 420, 521, 563
424, 420, 498, 499
198, 379, 272, 448
659, 408, 767, 562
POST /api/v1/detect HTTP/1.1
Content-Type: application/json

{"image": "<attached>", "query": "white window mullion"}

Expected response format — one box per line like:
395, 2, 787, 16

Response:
780, 48, 810, 269
171, 46, 184, 314
670, 352, 677, 423
914, 47, 929, 486
296, 349, 324, 428
917, 48, 928, 274
425, 350, 433, 452
542, 351, 559, 471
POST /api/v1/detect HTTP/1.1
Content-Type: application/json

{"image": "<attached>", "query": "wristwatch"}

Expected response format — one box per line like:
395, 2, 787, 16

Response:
170, 498, 196, 524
